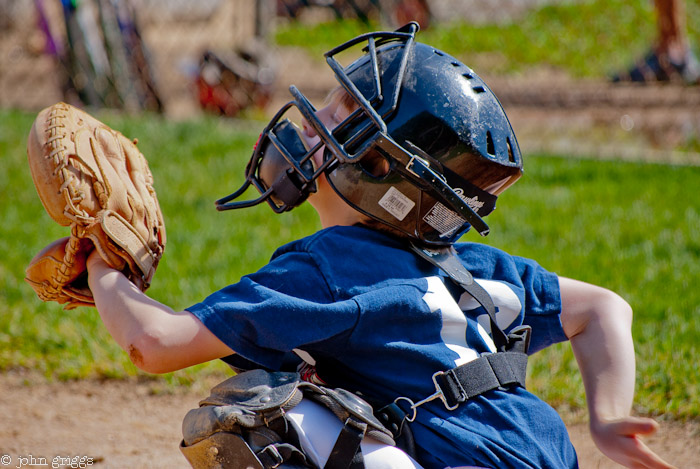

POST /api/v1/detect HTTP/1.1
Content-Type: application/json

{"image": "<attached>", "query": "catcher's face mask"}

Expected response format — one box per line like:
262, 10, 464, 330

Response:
216, 22, 523, 246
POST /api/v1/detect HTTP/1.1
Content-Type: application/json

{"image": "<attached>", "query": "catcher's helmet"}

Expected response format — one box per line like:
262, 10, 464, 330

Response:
216, 22, 523, 245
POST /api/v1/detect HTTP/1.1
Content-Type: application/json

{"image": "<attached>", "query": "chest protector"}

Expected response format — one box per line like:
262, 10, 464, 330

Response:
180, 369, 395, 469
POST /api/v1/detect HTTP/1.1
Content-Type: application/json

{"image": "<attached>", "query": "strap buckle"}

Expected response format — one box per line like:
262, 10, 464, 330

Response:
405, 153, 432, 179
259, 444, 284, 468
394, 371, 459, 423
430, 370, 460, 411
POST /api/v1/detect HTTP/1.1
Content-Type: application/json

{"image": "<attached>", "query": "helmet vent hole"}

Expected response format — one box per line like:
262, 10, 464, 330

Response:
473, 86, 485, 94
486, 131, 496, 156
433, 50, 444, 56
451, 61, 460, 67
463, 72, 473, 79
507, 137, 516, 163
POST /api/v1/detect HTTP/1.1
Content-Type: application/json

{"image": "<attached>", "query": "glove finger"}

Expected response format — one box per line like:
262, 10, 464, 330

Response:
116, 133, 151, 240
25, 236, 94, 309
90, 127, 133, 216
120, 135, 166, 246
28, 106, 98, 226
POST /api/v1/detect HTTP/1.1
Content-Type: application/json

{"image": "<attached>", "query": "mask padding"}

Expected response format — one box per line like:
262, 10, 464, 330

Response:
277, 120, 312, 171
257, 119, 315, 208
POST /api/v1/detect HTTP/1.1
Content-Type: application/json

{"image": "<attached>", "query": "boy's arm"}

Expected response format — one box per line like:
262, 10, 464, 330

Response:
558, 277, 675, 469
87, 252, 234, 374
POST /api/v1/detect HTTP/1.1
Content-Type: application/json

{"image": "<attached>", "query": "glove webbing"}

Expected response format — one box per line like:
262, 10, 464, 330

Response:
57, 234, 82, 286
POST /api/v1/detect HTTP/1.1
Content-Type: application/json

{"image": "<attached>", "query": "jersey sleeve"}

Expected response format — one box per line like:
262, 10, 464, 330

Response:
511, 255, 567, 353
186, 250, 360, 370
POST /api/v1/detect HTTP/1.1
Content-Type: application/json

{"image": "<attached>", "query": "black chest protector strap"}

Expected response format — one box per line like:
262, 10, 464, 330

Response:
410, 243, 509, 351
380, 244, 533, 421
433, 349, 529, 408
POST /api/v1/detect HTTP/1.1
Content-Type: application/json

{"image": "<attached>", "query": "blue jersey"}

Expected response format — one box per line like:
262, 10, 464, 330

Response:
187, 225, 577, 468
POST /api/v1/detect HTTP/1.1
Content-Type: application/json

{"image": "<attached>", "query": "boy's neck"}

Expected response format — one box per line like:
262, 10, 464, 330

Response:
309, 177, 367, 228
317, 206, 366, 228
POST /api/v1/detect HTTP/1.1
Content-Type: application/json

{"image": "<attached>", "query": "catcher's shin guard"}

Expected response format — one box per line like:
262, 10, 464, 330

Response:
180, 370, 395, 469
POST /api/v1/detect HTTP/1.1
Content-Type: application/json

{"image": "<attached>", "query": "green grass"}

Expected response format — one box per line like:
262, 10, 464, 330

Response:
0, 109, 322, 385
275, 0, 700, 79
480, 156, 700, 420
1, 108, 699, 419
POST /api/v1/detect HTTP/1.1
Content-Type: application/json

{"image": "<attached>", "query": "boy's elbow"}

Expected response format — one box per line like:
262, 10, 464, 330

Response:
600, 289, 633, 325
584, 289, 634, 338
126, 329, 176, 374
561, 279, 633, 338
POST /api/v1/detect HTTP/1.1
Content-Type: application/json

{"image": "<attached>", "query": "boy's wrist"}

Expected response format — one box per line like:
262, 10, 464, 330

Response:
86, 250, 108, 272
86, 251, 122, 283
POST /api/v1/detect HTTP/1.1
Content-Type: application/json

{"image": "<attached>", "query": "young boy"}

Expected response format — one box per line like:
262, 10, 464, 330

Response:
86, 23, 673, 468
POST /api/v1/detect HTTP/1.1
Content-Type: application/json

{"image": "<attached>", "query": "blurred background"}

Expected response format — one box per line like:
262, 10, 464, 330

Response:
2, 4, 699, 461
1, 0, 699, 164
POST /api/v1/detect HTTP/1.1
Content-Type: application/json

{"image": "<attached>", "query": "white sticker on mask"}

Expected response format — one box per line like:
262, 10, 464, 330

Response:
423, 189, 486, 237
379, 186, 415, 221
423, 202, 464, 237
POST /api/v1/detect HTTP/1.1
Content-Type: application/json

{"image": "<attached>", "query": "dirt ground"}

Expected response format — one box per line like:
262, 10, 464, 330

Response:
1, 372, 698, 469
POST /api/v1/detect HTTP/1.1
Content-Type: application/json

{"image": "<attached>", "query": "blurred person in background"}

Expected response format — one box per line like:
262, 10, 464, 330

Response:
613, 0, 699, 84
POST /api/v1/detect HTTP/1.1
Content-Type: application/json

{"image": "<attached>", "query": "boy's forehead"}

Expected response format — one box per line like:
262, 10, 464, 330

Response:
324, 86, 345, 103
324, 87, 356, 111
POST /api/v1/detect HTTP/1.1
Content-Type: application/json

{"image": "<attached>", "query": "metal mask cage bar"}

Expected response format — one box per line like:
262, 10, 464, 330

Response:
371, 134, 491, 236
324, 22, 419, 147
216, 96, 342, 212
320, 22, 493, 236
216, 23, 421, 213
216, 22, 492, 236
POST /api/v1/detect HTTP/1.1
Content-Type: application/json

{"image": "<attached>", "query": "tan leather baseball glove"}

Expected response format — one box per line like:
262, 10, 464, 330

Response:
25, 102, 166, 309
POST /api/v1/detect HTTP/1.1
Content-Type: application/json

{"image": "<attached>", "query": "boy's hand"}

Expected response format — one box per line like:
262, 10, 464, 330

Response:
591, 416, 676, 468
